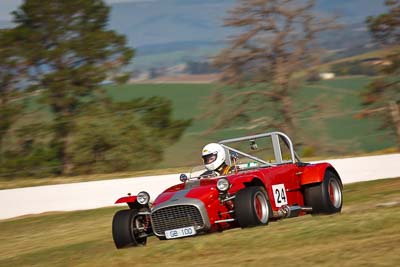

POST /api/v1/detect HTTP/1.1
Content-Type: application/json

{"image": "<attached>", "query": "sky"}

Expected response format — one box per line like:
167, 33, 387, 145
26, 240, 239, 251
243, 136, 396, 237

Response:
0, 0, 154, 21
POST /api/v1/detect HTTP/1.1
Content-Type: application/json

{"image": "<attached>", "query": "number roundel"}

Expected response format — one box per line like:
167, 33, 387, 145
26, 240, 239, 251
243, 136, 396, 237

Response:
272, 184, 288, 207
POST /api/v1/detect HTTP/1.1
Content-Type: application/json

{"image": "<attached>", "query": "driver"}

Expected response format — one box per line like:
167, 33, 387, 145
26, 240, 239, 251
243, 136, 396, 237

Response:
201, 143, 233, 176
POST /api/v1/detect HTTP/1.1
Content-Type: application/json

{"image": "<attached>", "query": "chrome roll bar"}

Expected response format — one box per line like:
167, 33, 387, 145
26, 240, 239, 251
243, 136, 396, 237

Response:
219, 131, 300, 165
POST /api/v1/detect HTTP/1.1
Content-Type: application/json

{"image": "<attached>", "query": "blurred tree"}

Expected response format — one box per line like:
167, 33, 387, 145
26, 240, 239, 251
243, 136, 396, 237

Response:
361, 0, 400, 149
68, 99, 191, 174
1, 122, 61, 178
0, 29, 25, 156
366, 0, 400, 46
11, 0, 134, 174
114, 97, 192, 144
210, 0, 337, 137
68, 109, 161, 174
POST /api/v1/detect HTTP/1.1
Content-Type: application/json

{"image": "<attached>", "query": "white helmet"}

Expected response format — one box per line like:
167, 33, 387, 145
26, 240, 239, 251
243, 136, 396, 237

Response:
201, 143, 226, 171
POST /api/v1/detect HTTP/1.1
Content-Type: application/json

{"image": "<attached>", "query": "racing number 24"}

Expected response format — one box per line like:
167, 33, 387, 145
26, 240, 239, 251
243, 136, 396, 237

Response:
275, 188, 286, 204
272, 184, 288, 207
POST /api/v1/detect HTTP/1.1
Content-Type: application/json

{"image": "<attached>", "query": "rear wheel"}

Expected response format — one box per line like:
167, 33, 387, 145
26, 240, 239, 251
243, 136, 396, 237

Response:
235, 186, 271, 227
304, 170, 343, 214
112, 209, 147, 249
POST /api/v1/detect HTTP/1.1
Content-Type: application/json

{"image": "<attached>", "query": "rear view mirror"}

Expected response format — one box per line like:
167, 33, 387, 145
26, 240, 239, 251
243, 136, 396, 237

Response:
250, 140, 258, 150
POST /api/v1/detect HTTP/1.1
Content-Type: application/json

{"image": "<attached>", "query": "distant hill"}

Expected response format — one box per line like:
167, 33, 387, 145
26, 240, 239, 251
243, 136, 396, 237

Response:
109, 0, 234, 47
108, 0, 387, 70
110, 0, 386, 47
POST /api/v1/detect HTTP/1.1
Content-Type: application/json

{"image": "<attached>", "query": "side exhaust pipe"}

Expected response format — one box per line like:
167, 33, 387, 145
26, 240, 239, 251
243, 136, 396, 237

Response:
273, 205, 313, 219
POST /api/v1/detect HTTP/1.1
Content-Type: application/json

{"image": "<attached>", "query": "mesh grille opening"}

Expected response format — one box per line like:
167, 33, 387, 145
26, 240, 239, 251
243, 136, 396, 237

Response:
151, 205, 204, 236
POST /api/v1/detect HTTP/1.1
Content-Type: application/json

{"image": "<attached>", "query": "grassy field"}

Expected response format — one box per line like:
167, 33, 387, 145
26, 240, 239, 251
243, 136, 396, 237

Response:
103, 76, 395, 168
24, 75, 396, 169
0, 177, 399, 267
3, 74, 393, 188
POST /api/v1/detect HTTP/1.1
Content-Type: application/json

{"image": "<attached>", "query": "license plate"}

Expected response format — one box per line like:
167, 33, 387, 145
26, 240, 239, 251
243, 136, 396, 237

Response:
165, 226, 196, 239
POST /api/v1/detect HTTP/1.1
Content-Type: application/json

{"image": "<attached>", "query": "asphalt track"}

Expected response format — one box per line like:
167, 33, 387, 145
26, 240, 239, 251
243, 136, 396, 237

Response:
0, 153, 399, 220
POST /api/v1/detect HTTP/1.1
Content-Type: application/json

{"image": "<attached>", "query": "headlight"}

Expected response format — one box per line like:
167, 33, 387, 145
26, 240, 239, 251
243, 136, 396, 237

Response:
216, 178, 230, 192
137, 191, 150, 205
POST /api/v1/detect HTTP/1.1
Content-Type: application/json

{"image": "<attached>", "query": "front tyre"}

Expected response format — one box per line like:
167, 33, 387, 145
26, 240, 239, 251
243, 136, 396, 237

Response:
304, 169, 343, 214
235, 186, 271, 227
112, 209, 147, 249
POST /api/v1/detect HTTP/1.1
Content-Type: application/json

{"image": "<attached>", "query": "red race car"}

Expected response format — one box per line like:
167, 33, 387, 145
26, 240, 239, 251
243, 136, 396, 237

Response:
112, 131, 343, 248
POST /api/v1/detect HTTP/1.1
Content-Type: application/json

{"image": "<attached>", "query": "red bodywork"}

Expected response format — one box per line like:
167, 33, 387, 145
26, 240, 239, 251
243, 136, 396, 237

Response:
122, 162, 338, 233
112, 132, 343, 245
115, 196, 137, 204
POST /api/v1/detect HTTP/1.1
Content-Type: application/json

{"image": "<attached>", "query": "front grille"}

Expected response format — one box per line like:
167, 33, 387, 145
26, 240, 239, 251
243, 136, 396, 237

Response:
151, 205, 204, 236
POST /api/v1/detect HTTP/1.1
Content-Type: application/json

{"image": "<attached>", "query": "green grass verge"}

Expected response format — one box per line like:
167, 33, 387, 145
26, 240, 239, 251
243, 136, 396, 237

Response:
1, 178, 399, 267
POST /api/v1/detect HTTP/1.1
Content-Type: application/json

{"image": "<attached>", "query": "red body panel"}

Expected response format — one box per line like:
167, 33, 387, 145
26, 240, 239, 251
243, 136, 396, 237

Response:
186, 184, 225, 227
152, 184, 185, 206
151, 163, 333, 227
298, 163, 333, 185
115, 196, 137, 204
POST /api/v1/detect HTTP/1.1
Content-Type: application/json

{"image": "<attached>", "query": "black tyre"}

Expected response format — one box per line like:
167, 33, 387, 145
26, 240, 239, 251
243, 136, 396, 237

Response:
304, 169, 343, 214
112, 209, 147, 249
235, 186, 271, 227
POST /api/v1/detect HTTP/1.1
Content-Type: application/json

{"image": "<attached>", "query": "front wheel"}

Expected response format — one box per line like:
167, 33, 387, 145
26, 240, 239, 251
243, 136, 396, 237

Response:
235, 186, 271, 227
112, 209, 148, 249
304, 169, 343, 214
